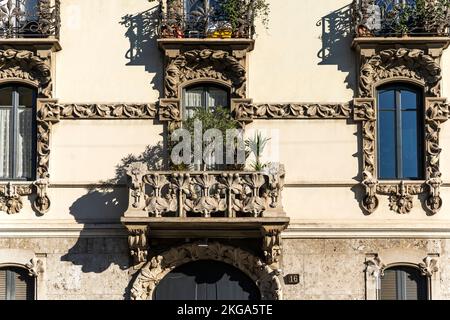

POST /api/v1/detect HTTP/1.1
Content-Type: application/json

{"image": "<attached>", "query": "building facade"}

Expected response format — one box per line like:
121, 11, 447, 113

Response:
1, 0, 450, 300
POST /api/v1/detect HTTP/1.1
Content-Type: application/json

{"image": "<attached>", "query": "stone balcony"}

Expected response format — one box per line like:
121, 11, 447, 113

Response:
121, 162, 289, 265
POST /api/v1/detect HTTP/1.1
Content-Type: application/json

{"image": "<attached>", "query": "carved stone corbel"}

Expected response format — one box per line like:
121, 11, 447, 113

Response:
25, 258, 44, 277
33, 179, 50, 215
377, 182, 424, 215
126, 162, 148, 212
261, 226, 283, 269
361, 171, 379, 214
365, 254, 386, 278
128, 226, 149, 265
419, 256, 439, 277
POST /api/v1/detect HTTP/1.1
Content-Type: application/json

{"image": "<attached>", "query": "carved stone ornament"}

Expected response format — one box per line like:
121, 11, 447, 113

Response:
377, 182, 423, 214
261, 227, 283, 268
125, 164, 286, 218
0, 183, 33, 214
33, 179, 50, 215
359, 48, 441, 98
234, 102, 351, 121
353, 96, 450, 214
130, 242, 283, 300
128, 227, 148, 265
25, 258, 44, 277
165, 49, 246, 99
419, 256, 439, 277
0, 49, 52, 98
365, 254, 386, 278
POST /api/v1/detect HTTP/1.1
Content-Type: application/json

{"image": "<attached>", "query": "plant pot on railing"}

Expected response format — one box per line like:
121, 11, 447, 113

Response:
206, 21, 233, 39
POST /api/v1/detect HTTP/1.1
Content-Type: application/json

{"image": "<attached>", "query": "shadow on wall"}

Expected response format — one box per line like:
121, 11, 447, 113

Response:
120, 5, 163, 94
60, 142, 166, 298
317, 3, 356, 91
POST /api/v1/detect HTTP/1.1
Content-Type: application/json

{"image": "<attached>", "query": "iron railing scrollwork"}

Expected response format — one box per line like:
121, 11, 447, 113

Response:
352, 0, 450, 37
157, 0, 255, 39
0, 0, 60, 39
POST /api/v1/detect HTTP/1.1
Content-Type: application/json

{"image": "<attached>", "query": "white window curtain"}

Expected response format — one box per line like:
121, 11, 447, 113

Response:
0, 108, 11, 178
17, 107, 32, 179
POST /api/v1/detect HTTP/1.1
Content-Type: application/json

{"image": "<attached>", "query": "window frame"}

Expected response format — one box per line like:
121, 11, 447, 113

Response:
379, 265, 429, 300
376, 83, 425, 180
0, 84, 37, 182
0, 265, 36, 301
182, 83, 230, 120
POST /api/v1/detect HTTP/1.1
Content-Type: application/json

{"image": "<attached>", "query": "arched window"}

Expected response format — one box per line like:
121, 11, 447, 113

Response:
153, 260, 260, 300
377, 84, 424, 180
0, 266, 35, 300
380, 266, 428, 300
183, 84, 229, 119
0, 85, 36, 180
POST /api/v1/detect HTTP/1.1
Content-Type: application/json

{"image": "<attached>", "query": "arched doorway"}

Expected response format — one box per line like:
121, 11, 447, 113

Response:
153, 260, 260, 300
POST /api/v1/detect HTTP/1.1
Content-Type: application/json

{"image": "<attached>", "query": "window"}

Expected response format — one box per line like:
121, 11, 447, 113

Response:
184, 0, 223, 37
183, 85, 229, 119
380, 266, 428, 300
0, 85, 36, 180
0, 266, 35, 300
377, 84, 424, 180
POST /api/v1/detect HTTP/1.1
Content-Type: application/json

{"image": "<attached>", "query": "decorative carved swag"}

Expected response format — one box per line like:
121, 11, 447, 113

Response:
0, 102, 157, 215
124, 162, 285, 219
354, 48, 449, 215
130, 242, 283, 300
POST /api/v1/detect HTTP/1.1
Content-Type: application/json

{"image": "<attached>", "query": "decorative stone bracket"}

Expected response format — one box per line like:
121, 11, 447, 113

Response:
25, 257, 45, 277
355, 97, 449, 215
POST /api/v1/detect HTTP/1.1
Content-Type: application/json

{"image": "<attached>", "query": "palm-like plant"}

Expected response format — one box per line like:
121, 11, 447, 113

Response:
245, 132, 270, 171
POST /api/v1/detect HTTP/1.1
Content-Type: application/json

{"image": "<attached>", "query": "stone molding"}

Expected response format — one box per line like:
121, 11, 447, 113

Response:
130, 242, 282, 300
365, 253, 440, 300
353, 48, 450, 215
164, 49, 246, 99
359, 48, 441, 98
233, 101, 351, 121
0, 48, 52, 98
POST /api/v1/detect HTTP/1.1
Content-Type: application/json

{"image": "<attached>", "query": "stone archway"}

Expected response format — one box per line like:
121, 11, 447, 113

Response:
130, 242, 282, 300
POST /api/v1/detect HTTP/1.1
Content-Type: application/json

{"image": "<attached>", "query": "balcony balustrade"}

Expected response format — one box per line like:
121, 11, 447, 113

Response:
0, 0, 60, 39
352, 0, 450, 37
123, 162, 285, 219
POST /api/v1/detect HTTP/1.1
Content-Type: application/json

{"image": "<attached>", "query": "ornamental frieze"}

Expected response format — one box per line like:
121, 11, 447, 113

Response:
234, 102, 351, 121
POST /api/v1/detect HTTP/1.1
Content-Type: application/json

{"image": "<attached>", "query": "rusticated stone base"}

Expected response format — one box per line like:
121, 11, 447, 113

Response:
3, 237, 450, 300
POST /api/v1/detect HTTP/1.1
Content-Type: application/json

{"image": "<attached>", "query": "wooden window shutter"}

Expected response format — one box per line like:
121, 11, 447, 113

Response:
380, 269, 397, 300
0, 269, 6, 300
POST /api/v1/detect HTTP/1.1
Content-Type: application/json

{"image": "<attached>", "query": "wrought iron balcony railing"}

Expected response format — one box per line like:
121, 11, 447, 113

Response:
0, 0, 60, 39
156, 0, 255, 39
352, 0, 450, 37
124, 163, 285, 218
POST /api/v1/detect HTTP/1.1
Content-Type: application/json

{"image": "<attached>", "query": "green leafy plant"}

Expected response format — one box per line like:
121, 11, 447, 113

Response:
245, 131, 270, 171
182, 107, 241, 171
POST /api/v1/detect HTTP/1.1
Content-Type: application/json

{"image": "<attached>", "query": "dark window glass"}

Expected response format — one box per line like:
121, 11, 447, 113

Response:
380, 266, 428, 300
0, 267, 35, 300
377, 84, 423, 180
0, 85, 36, 180
183, 85, 229, 120
153, 260, 260, 300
